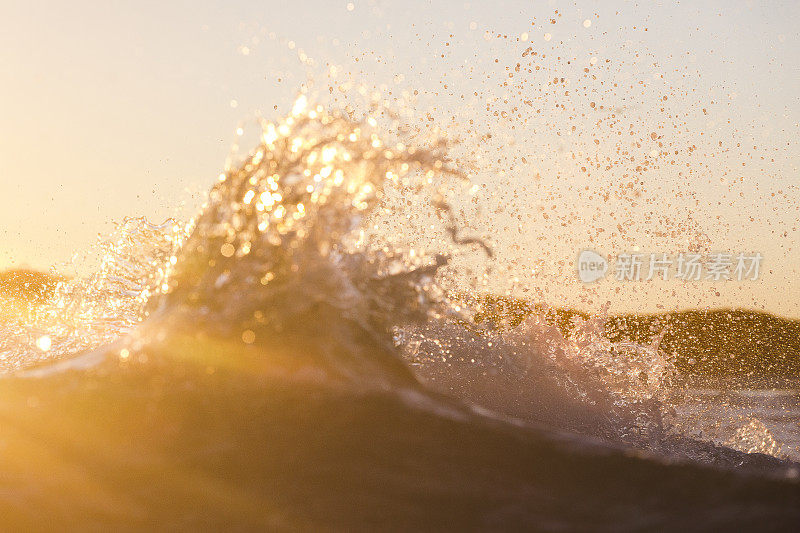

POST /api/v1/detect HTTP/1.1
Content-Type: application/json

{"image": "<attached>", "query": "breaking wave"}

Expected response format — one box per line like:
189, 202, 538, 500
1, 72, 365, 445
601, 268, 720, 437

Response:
0, 97, 798, 529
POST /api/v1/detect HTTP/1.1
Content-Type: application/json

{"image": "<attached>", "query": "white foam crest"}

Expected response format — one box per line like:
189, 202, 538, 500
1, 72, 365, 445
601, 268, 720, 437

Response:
0, 217, 187, 371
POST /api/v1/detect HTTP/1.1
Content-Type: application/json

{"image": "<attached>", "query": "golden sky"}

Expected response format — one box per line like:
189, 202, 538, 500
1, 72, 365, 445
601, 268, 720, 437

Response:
1, 0, 798, 316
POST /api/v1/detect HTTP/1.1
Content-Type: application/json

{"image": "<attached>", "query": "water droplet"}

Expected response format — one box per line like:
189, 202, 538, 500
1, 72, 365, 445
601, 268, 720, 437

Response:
220, 243, 236, 258
35, 336, 51, 351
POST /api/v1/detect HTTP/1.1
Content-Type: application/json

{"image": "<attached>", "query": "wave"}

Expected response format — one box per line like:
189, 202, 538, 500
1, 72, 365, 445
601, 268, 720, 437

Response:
0, 98, 798, 529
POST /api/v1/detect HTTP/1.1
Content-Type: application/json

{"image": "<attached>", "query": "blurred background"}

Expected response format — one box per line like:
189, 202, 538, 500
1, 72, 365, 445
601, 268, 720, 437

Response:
1, 0, 798, 315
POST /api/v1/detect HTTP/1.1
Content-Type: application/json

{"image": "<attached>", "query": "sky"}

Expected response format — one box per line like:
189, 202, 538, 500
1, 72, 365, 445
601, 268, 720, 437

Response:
1, 0, 799, 316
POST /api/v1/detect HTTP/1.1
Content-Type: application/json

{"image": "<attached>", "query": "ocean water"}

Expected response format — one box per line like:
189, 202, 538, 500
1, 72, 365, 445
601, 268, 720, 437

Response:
0, 99, 798, 530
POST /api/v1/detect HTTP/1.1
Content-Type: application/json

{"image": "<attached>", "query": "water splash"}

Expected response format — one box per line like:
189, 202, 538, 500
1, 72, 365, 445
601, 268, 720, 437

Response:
0, 94, 689, 444
510, 308, 676, 406
0, 217, 186, 371
727, 417, 784, 458
149, 96, 480, 348
398, 302, 679, 444
0, 94, 793, 469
